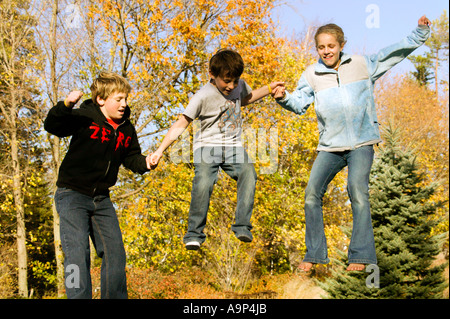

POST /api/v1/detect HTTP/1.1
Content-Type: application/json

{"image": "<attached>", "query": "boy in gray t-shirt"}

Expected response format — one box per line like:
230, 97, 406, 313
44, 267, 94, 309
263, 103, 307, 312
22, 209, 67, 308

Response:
150, 49, 283, 250
183, 78, 251, 151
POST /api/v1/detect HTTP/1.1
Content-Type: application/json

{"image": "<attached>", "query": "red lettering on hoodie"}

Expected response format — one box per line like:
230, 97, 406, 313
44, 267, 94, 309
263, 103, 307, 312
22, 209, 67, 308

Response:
101, 127, 111, 143
115, 132, 132, 151
90, 123, 100, 139
116, 132, 125, 151
90, 122, 131, 150
125, 136, 131, 148
90, 123, 111, 143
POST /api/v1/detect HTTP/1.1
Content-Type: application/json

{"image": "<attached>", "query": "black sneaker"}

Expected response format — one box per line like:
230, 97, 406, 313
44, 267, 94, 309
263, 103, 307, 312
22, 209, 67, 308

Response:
185, 241, 201, 250
237, 234, 252, 243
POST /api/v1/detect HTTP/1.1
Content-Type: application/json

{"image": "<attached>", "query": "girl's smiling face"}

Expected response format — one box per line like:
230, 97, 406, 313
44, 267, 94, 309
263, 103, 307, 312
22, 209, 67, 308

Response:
316, 33, 344, 69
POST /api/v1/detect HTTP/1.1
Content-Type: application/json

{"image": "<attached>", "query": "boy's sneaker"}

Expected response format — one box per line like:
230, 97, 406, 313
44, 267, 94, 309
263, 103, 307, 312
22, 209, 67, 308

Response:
237, 234, 253, 243
185, 241, 201, 250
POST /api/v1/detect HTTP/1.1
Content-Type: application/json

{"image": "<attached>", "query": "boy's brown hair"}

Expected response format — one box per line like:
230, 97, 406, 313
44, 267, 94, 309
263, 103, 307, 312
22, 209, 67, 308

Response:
90, 71, 131, 105
209, 49, 244, 79
314, 23, 347, 47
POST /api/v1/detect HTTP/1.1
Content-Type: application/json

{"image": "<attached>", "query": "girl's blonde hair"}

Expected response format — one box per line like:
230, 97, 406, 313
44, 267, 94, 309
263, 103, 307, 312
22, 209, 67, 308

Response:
90, 71, 131, 105
314, 23, 347, 47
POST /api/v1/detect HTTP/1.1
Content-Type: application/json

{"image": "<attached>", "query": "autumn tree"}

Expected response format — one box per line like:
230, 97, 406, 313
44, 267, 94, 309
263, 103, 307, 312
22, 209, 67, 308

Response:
0, 0, 42, 297
31, 0, 98, 296
375, 74, 449, 243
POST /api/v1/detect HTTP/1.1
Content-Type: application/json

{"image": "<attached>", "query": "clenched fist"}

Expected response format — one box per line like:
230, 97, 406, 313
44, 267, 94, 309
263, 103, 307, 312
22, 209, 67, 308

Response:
64, 91, 83, 108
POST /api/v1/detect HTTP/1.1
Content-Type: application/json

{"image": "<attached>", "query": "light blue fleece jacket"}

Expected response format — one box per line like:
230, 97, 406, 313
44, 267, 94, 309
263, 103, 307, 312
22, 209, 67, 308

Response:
277, 25, 430, 152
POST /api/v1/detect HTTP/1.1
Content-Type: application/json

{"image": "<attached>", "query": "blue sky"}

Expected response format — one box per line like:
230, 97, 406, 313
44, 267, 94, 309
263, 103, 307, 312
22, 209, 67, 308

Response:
274, 0, 449, 73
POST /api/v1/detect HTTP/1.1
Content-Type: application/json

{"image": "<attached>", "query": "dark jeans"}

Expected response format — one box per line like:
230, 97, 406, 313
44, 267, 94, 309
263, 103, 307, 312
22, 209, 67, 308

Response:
303, 145, 377, 265
183, 146, 257, 244
55, 188, 127, 299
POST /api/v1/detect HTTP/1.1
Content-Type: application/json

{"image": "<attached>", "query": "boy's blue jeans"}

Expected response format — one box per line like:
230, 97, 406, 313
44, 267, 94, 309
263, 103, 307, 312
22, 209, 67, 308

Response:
55, 188, 127, 299
303, 145, 377, 265
184, 146, 257, 244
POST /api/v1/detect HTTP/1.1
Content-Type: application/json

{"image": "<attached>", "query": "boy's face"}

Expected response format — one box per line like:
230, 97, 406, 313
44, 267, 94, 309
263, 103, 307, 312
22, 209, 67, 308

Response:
210, 72, 240, 96
316, 33, 344, 69
97, 92, 128, 122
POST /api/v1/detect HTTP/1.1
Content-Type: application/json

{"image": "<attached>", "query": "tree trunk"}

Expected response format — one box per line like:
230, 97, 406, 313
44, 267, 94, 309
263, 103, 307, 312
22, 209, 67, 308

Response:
434, 50, 439, 97
49, 0, 65, 297
51, 137, 64, 297
10, 106, 28, 298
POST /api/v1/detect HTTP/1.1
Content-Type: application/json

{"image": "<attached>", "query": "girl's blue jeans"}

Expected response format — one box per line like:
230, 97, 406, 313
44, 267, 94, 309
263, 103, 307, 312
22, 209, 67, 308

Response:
55, 188, 127, 299
303, 145, 377, 265
183, 146, 257, 244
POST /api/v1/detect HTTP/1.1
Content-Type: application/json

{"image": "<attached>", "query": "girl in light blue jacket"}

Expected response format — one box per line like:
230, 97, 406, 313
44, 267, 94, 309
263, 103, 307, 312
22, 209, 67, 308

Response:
274, 16, 431, 272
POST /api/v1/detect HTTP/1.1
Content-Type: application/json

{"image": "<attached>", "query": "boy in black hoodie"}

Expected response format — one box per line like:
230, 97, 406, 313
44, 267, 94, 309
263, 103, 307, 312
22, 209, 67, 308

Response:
44, 72, 153, 299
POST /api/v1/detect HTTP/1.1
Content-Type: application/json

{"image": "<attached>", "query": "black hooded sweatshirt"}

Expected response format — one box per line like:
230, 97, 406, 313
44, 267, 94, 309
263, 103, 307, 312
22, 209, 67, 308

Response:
44, 99, 149, 197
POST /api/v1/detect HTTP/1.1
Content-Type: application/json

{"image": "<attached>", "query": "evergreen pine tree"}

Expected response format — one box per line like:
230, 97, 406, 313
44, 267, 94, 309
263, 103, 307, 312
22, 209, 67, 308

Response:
408, 54, 434, 86
321, 126, 448, 298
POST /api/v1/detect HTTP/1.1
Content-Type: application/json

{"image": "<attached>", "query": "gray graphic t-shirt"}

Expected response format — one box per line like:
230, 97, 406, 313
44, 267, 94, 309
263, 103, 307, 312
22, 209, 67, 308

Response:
183, 80, 252, 151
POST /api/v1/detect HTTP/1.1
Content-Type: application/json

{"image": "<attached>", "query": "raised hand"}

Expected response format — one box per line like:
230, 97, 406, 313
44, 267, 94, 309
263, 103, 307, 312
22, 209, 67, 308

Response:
65, 91, 84, 108
418, 15, 431, 27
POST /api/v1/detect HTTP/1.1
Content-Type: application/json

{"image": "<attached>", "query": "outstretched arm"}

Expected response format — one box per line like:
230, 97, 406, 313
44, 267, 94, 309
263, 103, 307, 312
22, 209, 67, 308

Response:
242, 81, 285, 106
274, 74, 315, 116
367, 15, 431, 82
149, 114, 192, 166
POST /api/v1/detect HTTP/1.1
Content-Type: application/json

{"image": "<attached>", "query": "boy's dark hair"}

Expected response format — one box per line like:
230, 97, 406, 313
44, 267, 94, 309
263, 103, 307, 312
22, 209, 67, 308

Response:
209, 49, 244, 79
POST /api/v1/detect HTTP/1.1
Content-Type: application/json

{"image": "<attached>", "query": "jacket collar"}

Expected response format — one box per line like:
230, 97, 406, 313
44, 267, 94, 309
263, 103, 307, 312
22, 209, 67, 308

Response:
315, 52, 352, 73
79, 98, 131, 125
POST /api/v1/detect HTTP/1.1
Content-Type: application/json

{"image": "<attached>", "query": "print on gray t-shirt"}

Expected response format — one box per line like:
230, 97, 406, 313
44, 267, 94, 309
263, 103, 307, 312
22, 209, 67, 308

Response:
183, 80, 252, 151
